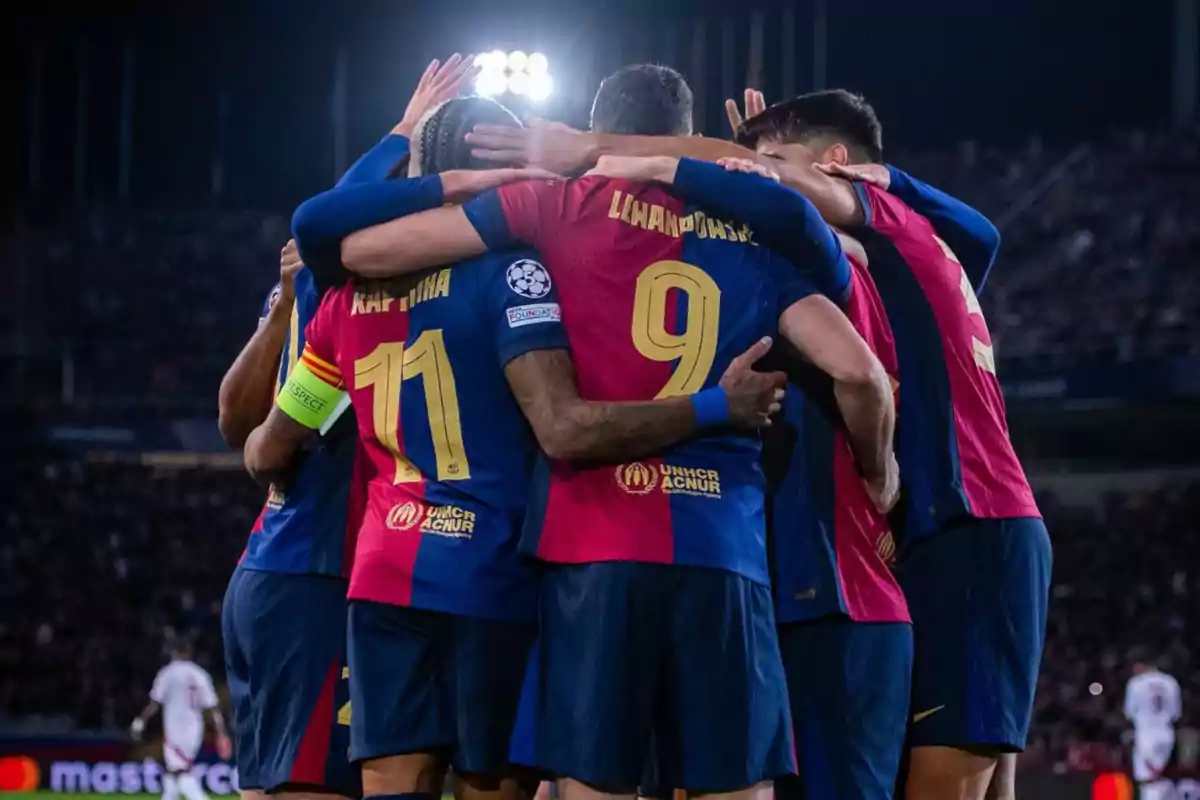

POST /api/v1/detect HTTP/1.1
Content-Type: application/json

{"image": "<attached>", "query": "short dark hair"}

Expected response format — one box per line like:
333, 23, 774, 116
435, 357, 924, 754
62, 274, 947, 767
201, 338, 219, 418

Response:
410, 96, 522, 175
738, 89, 883, 163
590, 64, 693, 136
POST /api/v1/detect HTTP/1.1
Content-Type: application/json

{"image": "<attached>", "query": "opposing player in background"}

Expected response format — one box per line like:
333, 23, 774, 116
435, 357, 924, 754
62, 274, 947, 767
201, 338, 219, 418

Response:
324, 63, 897, 800
217, 55, 475, 800
131, 641, 230, 800
248, 93, 785, 800
1124, 660, 1182, 787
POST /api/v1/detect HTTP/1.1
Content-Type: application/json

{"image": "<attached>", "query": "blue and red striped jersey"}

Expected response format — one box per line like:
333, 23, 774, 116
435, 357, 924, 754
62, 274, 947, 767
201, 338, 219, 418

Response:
640, 160, 907, 622
850, 183, 1039, 543
767, 257, 909, 623
464, 177, 817, 586
238, 267, 360, 575
241, 267, 363, 578
241, 133, 411, 577
303, 251, 569, 623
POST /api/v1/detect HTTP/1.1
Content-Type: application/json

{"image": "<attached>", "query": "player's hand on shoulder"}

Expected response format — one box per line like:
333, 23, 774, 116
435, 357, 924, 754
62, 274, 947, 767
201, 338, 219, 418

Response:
466, 117, 596, 175
718, 336, 786, 430
716, 157, 780, 182
724, 88, 767, 138
393, 54, 479, 139
863, 453, 901, 515
815, 161, 891, 190
439, 167, 564, 204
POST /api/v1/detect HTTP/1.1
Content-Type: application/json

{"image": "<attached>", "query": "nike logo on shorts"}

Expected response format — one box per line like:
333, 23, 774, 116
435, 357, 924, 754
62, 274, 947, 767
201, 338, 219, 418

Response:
912, 705, 946, 723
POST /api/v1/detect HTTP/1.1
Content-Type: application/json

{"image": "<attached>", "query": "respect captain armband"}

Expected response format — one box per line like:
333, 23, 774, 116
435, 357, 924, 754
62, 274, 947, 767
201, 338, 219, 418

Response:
276, 360, 347, 431
690, 386, 731, 429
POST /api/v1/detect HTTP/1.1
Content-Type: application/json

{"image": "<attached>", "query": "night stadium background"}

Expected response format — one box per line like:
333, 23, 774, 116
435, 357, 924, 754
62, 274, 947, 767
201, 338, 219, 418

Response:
2, 1, 1197, 799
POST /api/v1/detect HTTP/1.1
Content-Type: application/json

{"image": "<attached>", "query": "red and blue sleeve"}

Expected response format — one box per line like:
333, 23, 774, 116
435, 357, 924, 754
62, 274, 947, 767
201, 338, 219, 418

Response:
483, 249, 570, 367
335, 134, 410, 187
462, 182, 547, 251
672, 158, 852, 302
300, 289, 341, 382
885, 165, 1000, 292
291, 176, 446, 292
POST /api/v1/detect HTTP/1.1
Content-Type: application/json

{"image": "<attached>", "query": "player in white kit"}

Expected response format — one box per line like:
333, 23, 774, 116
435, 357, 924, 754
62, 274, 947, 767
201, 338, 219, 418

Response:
1124, 660, 1182, 784
131, 641, 231, 800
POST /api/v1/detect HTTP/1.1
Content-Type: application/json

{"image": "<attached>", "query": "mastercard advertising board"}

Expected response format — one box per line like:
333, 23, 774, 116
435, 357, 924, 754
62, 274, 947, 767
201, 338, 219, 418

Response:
0, 745, 236, 796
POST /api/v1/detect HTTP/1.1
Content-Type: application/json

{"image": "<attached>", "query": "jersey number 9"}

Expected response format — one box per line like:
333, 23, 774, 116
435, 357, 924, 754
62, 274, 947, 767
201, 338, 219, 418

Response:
632, 260, 722, 398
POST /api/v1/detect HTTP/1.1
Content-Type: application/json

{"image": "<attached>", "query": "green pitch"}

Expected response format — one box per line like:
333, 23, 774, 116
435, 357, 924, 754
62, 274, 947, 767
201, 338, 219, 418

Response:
5, 796, 160, 800
4, 795, 155, 800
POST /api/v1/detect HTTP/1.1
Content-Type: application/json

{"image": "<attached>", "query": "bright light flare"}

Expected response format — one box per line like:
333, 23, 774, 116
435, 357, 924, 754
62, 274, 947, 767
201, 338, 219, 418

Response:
507, 72, 531, 96
473, 49, 551, 101
527, 72, 553, 102
486, 50, 508, 72
475, 71, 509, 98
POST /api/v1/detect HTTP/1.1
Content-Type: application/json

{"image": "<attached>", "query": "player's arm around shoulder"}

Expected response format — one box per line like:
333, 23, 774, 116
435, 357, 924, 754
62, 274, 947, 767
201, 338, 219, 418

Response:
243, 293, 347, 486
338, 168, 559, 279
218, 241, 302, 448
484, 251, 785, 461
505, 342, 786, 463
777, 292, 898, 513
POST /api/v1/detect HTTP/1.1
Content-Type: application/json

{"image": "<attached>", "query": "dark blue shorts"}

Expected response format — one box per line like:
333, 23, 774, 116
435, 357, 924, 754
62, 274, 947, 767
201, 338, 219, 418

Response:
775, 618, 912, 800
221, 566, 356, 795
534, 562, 793, 793
899, 517, 1051, 752
347, 600, 536, 775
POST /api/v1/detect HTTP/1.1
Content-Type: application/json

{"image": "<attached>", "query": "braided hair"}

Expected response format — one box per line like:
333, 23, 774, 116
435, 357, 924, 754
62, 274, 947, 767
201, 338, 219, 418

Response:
364, 98, 521, 294
408, 96, 523, 176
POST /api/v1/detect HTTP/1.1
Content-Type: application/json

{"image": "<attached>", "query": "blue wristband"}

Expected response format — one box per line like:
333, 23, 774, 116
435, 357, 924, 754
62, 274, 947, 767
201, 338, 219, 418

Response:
690, 387, 731, 429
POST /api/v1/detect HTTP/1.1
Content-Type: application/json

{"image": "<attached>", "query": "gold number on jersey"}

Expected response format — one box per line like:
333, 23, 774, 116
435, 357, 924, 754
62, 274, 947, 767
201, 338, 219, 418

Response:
631, 260, 722, 397
353, 329, 470, 483
944, 236, 997, 376
337, 667, 351, 726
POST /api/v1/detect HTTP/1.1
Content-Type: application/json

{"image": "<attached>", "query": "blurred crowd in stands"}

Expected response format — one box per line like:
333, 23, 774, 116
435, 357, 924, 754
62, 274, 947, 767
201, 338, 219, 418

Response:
2, 127, 1197, 774
1023, 481, 1198, 773
9, 126, 1200, 415
901, 127, 1200, 366
14, 207, 288, 416
1, 456, 1195, 773
0, 458, 258, 731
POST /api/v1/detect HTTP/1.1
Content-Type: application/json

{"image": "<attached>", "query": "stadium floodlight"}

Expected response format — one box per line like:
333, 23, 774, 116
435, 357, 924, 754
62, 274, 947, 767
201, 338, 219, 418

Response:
527, 71, 553, 102
508, 71, 531, 96
475, 70, 508, 98
473, 49, 551, 102
487, 50, 508, 72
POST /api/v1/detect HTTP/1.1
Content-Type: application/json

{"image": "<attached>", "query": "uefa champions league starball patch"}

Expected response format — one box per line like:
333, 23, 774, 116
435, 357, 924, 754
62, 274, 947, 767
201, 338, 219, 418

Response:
505, 259, 552, 299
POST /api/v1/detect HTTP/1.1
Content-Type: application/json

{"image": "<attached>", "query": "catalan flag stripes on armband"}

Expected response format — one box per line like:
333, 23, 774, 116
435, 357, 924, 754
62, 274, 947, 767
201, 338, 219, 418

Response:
276, 345, 346, 430
300, 345, 343, 388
